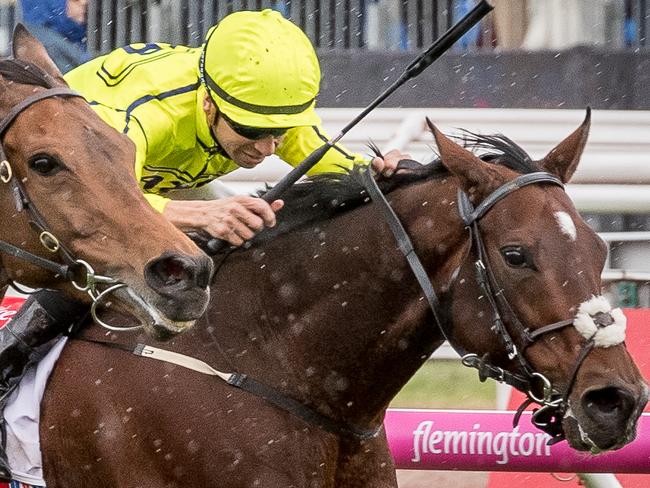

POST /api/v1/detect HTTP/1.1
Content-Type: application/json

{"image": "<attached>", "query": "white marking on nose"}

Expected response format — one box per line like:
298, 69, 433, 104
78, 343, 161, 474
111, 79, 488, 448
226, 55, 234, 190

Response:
574, 295, 626, 347
555, 211, 577, 241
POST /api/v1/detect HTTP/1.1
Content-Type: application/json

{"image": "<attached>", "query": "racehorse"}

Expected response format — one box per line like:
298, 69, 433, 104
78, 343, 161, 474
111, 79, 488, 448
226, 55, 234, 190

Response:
39, 113, 647, 487
0, 27, 212, 338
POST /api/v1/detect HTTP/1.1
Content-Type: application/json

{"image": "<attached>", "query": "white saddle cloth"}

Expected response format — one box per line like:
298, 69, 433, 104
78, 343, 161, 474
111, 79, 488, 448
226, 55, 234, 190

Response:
5, 337, 67, 487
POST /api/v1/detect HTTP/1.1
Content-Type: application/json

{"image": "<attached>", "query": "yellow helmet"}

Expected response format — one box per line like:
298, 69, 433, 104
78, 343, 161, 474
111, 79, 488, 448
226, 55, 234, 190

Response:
200, 9, 321, 128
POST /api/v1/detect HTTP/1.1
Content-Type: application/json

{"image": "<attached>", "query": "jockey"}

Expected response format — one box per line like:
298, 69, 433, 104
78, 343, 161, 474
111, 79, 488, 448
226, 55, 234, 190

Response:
0, 9, 408, 479
64, 8, 406, 245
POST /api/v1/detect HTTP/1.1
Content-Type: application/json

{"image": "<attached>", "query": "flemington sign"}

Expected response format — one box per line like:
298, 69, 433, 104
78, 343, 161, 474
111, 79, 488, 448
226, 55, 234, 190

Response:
385, 409, 650, 473
409, 416, 552, 465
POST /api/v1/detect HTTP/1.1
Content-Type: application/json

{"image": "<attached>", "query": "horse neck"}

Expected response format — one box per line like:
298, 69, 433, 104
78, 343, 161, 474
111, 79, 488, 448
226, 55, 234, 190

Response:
205, 175, 468, 426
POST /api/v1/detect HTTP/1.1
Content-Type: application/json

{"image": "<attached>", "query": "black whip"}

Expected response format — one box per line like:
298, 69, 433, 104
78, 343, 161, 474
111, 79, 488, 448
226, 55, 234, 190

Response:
206, 0, 493, 254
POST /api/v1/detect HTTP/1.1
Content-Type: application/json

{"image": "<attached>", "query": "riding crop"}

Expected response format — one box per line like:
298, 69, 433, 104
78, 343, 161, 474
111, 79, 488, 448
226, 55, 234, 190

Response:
205, 0, 494, 254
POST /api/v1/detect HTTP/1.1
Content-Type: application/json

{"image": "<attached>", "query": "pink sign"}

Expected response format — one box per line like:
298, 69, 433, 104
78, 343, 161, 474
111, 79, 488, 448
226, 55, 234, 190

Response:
385, 409, 650, 472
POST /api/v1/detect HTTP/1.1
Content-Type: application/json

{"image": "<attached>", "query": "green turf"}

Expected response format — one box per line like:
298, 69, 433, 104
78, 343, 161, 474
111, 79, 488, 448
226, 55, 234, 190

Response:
390, 360, 497, 409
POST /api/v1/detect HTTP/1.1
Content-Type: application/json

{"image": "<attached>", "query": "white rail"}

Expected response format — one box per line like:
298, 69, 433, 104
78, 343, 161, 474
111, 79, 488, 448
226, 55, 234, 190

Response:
219, 108, 650, 214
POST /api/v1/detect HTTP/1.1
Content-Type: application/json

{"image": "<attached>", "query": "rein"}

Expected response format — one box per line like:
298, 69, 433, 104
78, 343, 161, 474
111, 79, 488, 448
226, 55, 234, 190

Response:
361, 167, 598, 445
0, 87, 135, 331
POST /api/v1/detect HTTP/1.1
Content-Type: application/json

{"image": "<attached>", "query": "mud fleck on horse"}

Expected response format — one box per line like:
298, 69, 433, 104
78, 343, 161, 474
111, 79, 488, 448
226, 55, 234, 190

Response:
0, 27, 212, 336
40, 112, 647, 487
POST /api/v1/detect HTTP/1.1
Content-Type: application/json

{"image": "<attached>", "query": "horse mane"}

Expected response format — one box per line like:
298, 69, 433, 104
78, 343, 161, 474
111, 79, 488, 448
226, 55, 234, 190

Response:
242, 130, 539, 247
0, 59, 56, 89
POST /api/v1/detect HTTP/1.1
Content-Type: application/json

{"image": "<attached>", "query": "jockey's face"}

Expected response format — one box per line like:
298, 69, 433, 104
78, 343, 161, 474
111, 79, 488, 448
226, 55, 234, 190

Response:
203, 95, 286, 169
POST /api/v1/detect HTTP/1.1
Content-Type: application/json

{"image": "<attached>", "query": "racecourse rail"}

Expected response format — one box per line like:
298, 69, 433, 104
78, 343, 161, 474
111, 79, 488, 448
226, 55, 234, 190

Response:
219, 107, 650, 209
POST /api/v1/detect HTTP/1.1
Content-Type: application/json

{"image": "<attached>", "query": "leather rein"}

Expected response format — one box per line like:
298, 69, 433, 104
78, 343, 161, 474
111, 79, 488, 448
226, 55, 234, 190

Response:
0, 87, 132, 331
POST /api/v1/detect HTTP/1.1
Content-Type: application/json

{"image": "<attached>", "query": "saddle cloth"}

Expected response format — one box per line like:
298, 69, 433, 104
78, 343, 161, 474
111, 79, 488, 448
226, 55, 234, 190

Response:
0, 481, 43, 488
1, 296, 62, 488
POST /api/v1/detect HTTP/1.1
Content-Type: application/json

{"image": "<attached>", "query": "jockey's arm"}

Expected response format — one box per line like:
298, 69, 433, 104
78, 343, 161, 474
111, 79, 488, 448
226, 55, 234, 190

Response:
156, 124, 411, 246
126, 121, 282, 246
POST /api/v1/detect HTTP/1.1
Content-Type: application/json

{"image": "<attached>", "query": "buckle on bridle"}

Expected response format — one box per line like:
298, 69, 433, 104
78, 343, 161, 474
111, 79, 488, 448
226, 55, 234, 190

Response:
39, 231, 60, 253
70, 259, 118, 297
527, 372, 560, 405
0, 160, 11, 183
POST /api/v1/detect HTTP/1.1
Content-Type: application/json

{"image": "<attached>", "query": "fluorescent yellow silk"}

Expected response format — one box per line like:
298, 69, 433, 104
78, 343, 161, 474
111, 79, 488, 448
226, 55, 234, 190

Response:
65, 43, 365, 212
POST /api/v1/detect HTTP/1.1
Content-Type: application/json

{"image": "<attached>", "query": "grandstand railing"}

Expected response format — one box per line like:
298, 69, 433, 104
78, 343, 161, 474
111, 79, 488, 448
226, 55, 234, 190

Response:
0, 0, 648, 56
82, 0, 650, 55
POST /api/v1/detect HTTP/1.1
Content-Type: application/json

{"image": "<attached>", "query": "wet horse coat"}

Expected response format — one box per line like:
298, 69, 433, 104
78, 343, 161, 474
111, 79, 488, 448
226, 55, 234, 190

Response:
40, 116, 647, 487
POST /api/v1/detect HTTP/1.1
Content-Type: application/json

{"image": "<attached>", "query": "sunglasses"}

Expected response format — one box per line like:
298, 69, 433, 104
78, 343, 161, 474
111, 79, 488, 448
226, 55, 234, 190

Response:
220, 113, 288, 140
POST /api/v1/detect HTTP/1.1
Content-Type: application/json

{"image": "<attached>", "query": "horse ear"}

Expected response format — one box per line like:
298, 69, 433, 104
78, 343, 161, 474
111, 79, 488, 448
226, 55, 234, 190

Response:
12, 24, 65, 82
427, 118, 502, 201
538, 108, 590, 183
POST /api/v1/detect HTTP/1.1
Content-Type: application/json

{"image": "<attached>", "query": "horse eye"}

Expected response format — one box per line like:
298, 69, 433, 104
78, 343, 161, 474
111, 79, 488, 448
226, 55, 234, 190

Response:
29, 156, 61, 175
501, 246, 530, 268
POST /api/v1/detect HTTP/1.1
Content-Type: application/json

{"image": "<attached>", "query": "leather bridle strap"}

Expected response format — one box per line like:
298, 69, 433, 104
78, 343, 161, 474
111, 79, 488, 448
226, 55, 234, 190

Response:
0, 240, 69, 276
360, 168, 588, 409
458, 172, 565, 225
0, 87, 82, 134
360, 168, 554, 399
0, 87, 84, 277
359, 168, 464, 354
526, 318, 575, 342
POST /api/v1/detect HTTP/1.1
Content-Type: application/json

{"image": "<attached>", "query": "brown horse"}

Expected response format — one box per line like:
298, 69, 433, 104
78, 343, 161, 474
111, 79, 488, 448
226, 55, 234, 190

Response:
39, 114, 647, 487
0, 27, 212, 338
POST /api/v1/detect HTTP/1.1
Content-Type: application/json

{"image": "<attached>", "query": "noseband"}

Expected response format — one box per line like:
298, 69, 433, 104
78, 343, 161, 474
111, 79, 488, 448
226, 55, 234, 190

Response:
362, 169, 604, 445
0, 87, 135, 331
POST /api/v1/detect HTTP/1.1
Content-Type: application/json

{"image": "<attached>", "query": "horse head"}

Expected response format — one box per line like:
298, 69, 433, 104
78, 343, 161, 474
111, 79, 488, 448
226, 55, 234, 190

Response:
431, 111, 648, 452
0, 26, 213, 340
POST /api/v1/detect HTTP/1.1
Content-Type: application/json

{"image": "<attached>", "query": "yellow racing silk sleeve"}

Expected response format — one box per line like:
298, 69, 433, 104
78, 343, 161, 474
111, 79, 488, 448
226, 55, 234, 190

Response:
277, 124, 368, 175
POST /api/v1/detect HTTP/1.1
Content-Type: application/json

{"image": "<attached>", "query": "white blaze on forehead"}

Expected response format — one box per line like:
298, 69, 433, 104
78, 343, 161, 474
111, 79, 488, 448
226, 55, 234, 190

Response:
574, 295, 626, 347
555, 211, 577, 241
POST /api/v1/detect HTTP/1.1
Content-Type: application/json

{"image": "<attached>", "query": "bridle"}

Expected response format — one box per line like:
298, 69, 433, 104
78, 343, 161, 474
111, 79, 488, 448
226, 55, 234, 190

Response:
0, 86, 135, 331
362, 168, 607, 445
455, 172, 597, 444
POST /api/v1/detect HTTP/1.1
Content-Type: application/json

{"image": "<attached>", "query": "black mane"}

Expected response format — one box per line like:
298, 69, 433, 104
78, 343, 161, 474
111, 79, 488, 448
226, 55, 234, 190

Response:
246, 131, 539, 246
0, 59, 55, 89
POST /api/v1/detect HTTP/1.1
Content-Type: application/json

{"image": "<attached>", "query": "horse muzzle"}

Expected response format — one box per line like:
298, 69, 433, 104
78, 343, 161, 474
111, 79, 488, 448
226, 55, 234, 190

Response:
562, 382, 648, 452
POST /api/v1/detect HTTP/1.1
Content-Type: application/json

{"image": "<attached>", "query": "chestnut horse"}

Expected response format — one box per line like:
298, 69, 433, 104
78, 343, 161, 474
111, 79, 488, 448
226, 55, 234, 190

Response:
0, 27, 212, 338
39, 113, 647, 487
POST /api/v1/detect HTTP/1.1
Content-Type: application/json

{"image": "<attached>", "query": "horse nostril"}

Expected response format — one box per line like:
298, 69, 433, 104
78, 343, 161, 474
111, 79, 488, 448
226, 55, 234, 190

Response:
145, 254, 196, 290
145, 253, 213, 294
582, 387, 635, 420
195, 255, 214, 289
157, 258, 190, 285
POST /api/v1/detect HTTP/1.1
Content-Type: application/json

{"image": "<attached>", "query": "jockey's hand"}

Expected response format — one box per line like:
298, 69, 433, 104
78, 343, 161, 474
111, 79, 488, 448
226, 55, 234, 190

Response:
371, 149, 413, 178
163, 196, 284, 246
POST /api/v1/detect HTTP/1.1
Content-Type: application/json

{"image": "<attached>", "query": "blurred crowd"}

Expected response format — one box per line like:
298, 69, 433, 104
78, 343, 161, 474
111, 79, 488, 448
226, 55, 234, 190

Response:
369, 0, 634, 51
0, 0, 640, 72
494, 0, 629, 50
20, 0, 88, 72
0, 0, 87, 73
